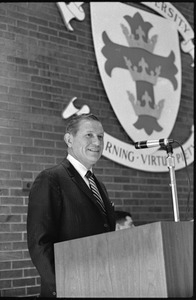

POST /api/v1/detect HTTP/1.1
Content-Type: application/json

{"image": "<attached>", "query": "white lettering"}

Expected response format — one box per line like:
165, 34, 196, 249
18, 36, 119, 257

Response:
141, 154, 167, 166
105, 141, 135, 162
142, 2, 194, 66
103, 131, 194, 172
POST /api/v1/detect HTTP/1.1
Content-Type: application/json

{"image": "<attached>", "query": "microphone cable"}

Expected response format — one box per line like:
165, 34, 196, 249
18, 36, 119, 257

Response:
173, 140, 192, 221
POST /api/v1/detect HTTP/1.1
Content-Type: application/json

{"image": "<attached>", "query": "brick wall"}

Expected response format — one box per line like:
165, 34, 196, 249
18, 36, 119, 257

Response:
0, 2, 194, 297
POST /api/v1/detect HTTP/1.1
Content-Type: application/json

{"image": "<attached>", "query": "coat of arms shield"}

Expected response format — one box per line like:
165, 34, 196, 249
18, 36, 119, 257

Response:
90, 2, 181, 145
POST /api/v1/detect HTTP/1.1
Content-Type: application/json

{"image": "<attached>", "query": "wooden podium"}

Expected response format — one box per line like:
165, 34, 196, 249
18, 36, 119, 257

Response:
54, 221, 193, 297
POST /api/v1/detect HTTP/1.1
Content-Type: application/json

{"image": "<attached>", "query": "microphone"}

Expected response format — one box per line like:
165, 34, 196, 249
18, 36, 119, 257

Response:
135, 138, 174, 149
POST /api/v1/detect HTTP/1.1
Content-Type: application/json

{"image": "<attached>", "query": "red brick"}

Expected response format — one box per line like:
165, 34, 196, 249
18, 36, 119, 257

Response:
24, 268, 39, 277
0, 251, 23, 261
0, 269, 22, 279
12, 259, 34, 269
0, 279, 11, 289
1, 287, 26, 297
0, 261, 11, 270
13, 277, 35, 287
0, 233, 22, 242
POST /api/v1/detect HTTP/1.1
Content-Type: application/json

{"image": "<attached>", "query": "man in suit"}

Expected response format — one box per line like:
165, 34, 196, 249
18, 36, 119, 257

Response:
27, 113, 116, 297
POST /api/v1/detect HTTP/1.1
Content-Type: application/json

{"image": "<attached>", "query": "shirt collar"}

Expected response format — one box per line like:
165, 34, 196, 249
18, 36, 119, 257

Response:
67, 154, 92, 178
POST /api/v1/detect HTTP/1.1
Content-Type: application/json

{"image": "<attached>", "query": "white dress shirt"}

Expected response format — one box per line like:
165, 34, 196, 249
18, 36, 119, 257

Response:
67, 154, 92, 187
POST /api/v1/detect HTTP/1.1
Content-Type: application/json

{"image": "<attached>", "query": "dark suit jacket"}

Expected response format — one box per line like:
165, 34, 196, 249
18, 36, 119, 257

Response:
27, 158, 116, 297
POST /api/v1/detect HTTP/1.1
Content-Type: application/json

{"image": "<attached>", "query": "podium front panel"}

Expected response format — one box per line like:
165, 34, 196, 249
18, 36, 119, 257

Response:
54, 221, 193, 297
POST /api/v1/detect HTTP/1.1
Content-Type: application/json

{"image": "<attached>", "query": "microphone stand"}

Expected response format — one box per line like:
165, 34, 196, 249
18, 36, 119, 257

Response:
164, 143, 180, 222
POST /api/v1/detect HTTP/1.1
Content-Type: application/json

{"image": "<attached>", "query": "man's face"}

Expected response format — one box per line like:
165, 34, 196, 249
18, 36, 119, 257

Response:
65, 119, 104, 169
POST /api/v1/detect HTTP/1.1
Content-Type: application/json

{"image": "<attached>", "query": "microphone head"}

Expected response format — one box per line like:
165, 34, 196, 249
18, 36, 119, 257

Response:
134, 142, 139, 149
134, 141, 147, 149
134, 138, 174, 149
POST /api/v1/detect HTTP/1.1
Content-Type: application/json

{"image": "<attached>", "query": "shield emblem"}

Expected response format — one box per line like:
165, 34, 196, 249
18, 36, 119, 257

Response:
90, 2, 181, 144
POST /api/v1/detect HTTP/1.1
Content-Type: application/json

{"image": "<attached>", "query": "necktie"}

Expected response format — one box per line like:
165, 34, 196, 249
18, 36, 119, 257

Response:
86, 170, 106, 215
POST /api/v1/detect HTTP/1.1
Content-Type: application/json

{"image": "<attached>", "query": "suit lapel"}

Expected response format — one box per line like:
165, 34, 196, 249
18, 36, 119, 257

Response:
61, 158, 104, 211
61, 158, 115, 227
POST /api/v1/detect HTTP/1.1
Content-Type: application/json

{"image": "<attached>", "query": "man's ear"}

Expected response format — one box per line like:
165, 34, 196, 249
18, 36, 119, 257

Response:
64, 133, 73, 147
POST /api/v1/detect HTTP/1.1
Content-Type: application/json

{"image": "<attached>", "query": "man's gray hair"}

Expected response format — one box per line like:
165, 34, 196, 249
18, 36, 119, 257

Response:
65, 113, 102, 135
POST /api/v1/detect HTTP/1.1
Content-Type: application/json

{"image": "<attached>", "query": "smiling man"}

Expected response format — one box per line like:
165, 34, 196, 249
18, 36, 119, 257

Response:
27, 113, 116, 298
64, 114, 104, 169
